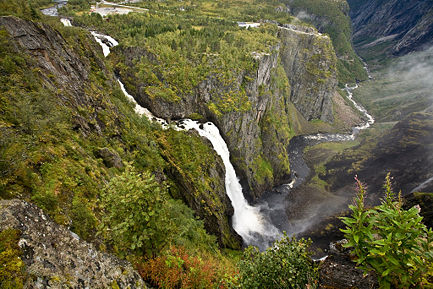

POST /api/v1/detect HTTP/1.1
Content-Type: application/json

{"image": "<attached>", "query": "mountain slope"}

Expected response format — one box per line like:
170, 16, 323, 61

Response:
348, 0, 433, 57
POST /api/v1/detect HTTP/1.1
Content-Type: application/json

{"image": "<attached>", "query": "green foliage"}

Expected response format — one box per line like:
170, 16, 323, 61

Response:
99, 164, 217, 257
341, 174, 433, 288
238, 234, 318, 288
0, 229, 27, 289
0, 0, 51, 19
100, 164, 174, 256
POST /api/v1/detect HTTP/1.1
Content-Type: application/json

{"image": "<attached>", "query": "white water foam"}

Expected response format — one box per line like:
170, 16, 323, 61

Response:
90, 32, 119, 57
60, 18, 72, 27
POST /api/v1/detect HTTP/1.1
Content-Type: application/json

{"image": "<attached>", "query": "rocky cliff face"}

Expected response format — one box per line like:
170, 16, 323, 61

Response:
348, 0, 433, 56
278, 25, 336, 122
0, 16, 117, 136
116, 24, 338, 200
0, 199, 146, 288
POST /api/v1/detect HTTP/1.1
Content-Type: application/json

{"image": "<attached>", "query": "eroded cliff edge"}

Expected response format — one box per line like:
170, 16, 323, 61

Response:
115, 24, 339, 200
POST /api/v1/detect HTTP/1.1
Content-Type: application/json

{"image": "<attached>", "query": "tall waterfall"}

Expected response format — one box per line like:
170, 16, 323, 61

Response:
88, 29, 281, 248
179, 120, 281, 247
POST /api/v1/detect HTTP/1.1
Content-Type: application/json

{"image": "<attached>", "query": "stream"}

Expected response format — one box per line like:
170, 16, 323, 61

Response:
41, 0, 68, 17
256, 84, 376, 238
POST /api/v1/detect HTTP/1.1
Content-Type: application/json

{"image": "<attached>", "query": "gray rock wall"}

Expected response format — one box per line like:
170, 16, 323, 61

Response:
0, 199, 146, 289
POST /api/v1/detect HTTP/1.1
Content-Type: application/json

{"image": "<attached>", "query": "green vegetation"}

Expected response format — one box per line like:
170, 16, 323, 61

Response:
0, 229, 27, 289
283, 0, 367, 84
341, 174, 433, 288
100, 165, 216, 257
0, 0, 52, 19
0, 0, 399, 287
239, 235, 318, 288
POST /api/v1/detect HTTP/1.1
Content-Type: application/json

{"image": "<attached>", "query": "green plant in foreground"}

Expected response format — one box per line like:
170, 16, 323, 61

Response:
238, 234, 318, 289
341, 174, 433, 288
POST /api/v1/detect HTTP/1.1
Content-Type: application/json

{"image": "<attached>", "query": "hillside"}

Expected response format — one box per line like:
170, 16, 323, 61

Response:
348, 0, 433, 60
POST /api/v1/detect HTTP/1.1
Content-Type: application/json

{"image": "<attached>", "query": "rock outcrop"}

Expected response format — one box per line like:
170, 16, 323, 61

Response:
278, 25, 336, 122
0, 199, 146, 288
348, 0, 433, 56
116, 24, 338, 200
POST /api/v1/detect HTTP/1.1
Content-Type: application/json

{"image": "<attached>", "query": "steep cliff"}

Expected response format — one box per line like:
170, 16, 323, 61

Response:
280, 0, 368, 83
115, 23, 338, 200
348, 0, 433, 57
0, 14, 241, 250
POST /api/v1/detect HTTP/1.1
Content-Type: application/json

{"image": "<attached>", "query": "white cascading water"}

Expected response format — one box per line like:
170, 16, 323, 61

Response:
179, 120, 281, 245
60, 18, 72, 27
85, 26, 281, 246
90, 32, 119, 57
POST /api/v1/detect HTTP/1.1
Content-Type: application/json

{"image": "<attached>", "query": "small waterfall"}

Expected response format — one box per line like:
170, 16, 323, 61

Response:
60, 18, 72, 27
90, 29, 280, 248
90, 32, 119, 57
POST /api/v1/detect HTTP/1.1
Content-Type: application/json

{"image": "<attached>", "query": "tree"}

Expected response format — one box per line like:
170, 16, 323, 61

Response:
100, 165, 174, 257
239, 234, 318, 288
341, 174, 433, 288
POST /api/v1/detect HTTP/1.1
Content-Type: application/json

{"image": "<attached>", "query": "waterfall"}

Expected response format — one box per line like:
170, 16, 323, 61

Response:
60, 18, 72, 27
90, 32, 119, 57
179, 120, 281, 247
89, 29, 280, 248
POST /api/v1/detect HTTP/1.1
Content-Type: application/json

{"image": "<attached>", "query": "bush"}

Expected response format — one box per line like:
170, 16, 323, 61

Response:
238, 235, 318, 288
340, 174, 433, 288
99, 164, 218, 257
139, 246, 238, 289
99, 164, 174, 257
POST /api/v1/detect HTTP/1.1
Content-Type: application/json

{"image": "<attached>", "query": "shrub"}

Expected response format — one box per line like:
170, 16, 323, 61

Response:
238, 235, 318, 288
99, 164, 174, 257
99, 164, 218, 257
139, 246, 238, 289
340, 174, 433, 288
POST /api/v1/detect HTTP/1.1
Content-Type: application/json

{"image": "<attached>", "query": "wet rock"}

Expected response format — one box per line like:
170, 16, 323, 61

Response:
0, 199, 146, 288
318, 247, 378, 289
